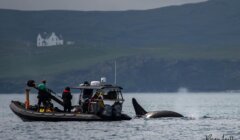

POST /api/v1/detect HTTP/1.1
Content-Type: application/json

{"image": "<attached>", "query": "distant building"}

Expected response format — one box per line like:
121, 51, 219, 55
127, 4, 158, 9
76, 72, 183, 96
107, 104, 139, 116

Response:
37, 32, 64, 47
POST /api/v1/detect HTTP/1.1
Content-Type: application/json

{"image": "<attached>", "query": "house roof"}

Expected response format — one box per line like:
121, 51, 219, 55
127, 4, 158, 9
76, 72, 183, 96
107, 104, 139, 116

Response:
39, 32, 63, 40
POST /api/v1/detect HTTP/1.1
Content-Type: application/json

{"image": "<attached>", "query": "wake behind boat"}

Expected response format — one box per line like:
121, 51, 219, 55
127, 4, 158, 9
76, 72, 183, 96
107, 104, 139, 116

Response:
10, 79, 131, 121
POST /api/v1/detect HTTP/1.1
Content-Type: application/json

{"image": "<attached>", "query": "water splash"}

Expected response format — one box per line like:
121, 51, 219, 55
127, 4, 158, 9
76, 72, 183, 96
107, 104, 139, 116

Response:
177, 87, 189, 93
174, 88, 202, 119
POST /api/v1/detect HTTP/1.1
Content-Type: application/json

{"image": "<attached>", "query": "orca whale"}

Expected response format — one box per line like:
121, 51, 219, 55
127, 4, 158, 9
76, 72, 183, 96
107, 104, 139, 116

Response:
132, 98, 183, 118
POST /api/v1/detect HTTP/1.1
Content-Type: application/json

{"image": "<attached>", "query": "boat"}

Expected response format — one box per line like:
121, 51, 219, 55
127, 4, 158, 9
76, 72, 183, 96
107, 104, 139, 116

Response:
10, 79, 131, 121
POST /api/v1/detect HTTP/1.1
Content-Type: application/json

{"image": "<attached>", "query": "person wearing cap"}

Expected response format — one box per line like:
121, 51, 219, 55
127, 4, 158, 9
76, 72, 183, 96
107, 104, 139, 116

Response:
62, 87, 72, 112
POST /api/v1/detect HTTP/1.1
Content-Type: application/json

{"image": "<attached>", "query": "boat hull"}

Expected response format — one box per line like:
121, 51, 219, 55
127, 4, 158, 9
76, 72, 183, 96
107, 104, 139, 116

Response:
10, 101, 131, 122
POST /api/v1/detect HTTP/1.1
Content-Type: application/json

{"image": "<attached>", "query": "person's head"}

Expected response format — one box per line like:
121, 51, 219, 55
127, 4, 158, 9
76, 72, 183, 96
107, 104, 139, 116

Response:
84, 81, 90, 86
65, 87, 70, 91
42, 80, 46, 84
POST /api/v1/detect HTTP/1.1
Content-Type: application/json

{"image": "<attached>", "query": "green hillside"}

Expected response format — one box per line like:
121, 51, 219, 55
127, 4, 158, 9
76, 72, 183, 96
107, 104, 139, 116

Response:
1, 0, 240, 92
2, 42, 240, 79
1, 0, 240, 47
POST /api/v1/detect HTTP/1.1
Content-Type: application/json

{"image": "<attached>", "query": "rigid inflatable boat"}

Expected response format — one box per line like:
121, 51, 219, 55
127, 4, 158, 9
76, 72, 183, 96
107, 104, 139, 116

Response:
10, 79, 131, 121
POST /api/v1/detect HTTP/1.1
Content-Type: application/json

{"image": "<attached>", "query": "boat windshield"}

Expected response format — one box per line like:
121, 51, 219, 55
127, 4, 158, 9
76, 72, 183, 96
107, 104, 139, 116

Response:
103, 90, 117, 100
72, 84, 125, 114
79, 87, 124, 103
101, 88, 124, 102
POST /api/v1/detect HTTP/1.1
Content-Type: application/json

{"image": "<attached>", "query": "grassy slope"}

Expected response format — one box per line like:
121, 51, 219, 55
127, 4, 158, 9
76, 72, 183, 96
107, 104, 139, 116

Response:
1, 0, 240, 47
1, 0, 240, 81
1, 42, 240, 79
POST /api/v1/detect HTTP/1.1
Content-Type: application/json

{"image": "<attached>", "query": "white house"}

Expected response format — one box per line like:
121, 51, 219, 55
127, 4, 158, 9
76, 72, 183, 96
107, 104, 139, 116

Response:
37, 32, 64, 47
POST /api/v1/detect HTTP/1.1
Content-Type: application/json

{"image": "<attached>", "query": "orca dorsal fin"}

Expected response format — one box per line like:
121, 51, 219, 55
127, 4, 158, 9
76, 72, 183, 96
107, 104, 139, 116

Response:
132, 98, 147, 116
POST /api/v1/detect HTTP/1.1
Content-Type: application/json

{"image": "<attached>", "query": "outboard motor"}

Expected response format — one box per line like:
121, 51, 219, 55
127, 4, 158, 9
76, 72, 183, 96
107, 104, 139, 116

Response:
112, 103, 122, 117
102, 105, 112, 117
101, 103, 122, 117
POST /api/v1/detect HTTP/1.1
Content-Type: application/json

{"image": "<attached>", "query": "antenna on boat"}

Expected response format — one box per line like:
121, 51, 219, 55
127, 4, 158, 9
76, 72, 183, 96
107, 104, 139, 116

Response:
114, 60, 117, 85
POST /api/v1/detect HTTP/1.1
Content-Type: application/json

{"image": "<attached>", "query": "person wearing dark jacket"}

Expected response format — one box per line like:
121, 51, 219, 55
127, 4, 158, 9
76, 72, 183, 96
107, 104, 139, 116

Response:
62, 87, 72, 112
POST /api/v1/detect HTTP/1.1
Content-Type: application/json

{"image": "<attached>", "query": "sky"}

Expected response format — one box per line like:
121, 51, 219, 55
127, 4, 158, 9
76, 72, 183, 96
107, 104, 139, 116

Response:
0, 0, 208, 11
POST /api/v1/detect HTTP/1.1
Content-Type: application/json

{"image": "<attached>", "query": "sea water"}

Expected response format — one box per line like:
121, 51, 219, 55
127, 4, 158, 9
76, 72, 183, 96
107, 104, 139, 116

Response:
0, 93, 240, 140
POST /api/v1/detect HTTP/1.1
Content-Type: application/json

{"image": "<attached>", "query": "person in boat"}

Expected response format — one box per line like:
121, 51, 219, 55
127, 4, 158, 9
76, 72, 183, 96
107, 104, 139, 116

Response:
37, 80, 50, 112
96, 92, 104, 115
81, 81, 93, 113
62, 87, 72, 112
89, 91, 104, 115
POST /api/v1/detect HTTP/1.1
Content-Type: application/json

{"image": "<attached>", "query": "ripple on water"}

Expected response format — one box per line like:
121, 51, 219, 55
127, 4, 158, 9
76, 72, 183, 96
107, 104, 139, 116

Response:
1, 93, 240, 140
